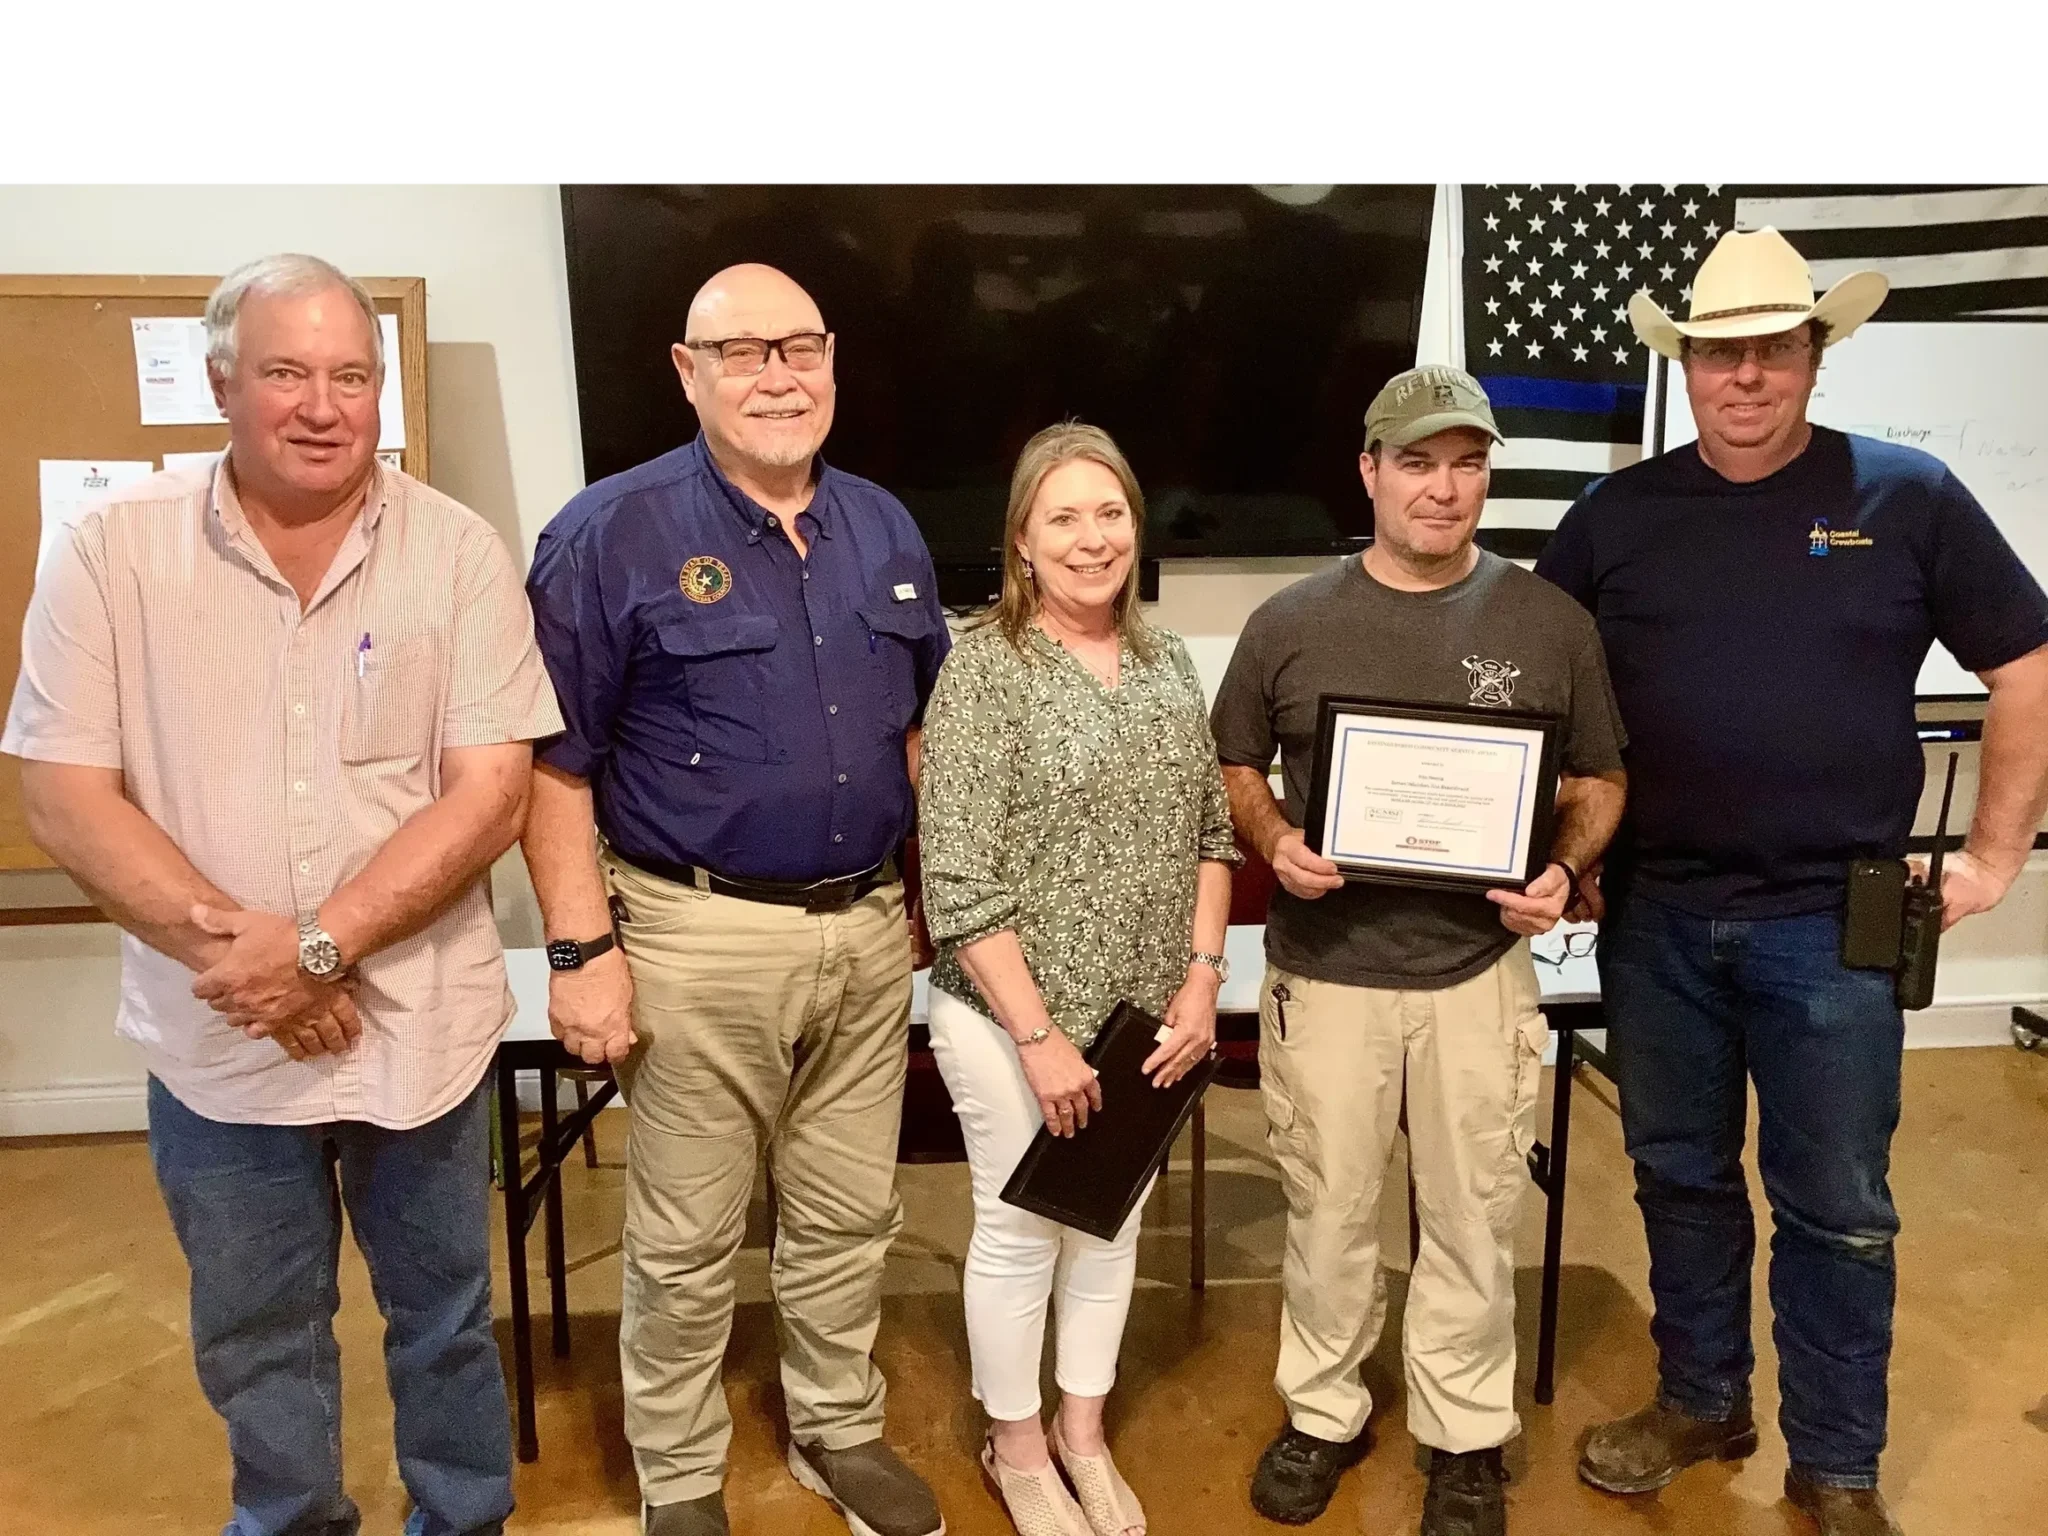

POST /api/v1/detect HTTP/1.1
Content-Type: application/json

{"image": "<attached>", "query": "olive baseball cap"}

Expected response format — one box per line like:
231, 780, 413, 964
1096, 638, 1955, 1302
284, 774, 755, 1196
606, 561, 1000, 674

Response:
1364, 365, 1504, 451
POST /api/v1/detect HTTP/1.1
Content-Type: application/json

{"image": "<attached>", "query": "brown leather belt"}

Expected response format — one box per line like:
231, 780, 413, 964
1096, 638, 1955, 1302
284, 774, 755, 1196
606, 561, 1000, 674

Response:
610, 848, 898, 914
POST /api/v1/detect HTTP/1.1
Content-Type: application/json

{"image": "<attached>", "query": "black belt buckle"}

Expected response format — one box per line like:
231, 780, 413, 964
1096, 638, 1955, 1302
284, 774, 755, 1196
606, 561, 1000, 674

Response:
803, 881, 859, 914
800, 870, 886, 913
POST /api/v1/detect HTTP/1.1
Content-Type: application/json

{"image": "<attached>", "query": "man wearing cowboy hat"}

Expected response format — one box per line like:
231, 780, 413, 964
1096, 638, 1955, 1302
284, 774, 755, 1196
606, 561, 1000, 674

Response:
1538, 228, 2048, 1536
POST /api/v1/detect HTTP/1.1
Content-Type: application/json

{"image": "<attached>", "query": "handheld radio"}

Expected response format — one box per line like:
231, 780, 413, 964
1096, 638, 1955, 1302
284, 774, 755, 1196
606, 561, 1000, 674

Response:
1895, 752, 1959, 1011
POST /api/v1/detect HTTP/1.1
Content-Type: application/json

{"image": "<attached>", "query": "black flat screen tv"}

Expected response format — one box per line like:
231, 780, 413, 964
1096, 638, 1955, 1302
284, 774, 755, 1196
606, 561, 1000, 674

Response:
559, 185, 1434, 580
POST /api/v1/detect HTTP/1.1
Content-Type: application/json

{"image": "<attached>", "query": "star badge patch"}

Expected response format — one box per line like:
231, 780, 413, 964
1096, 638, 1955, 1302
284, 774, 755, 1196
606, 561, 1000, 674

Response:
680, 555, 733, 604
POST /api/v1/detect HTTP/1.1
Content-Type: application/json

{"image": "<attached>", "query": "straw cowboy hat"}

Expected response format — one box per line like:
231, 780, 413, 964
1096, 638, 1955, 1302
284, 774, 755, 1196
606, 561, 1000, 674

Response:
1628, 226, 1890, 361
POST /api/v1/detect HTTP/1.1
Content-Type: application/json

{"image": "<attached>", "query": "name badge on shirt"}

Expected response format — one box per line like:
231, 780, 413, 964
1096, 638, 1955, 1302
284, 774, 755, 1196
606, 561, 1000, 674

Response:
893, 582, 917, 601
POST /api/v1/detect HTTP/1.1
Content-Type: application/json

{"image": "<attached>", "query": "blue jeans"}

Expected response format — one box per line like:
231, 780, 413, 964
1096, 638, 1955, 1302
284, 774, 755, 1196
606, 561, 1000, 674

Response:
1600, 892, 1902, 1489
147, 1076, 514, 1536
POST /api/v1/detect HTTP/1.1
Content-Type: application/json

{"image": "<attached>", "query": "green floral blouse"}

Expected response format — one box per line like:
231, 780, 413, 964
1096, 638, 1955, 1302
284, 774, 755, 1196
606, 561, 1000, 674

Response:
919, 622, 1241, 1047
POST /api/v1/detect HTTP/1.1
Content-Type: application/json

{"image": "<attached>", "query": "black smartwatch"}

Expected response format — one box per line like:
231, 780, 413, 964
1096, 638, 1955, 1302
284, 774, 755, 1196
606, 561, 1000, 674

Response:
546, 932, 616, 972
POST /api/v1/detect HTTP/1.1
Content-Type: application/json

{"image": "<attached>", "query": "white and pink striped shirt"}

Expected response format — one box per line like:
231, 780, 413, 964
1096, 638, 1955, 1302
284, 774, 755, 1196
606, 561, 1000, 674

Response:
2, 459, 562, 1128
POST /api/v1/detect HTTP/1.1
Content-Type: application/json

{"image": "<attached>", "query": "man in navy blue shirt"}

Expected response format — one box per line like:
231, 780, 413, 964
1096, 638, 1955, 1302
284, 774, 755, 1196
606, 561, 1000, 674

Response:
522, 264, 948, 1536
1538, 230, 2048, 1536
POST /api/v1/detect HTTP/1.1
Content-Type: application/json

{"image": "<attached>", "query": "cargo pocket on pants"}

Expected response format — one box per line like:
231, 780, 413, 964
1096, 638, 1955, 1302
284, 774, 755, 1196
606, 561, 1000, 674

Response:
1489, 949, 1549, 1225
1259, 971, 1317, 1220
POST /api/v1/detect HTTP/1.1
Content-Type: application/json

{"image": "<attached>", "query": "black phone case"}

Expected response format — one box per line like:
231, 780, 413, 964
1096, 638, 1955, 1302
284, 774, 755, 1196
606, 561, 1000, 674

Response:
1842, 858, 1907, 970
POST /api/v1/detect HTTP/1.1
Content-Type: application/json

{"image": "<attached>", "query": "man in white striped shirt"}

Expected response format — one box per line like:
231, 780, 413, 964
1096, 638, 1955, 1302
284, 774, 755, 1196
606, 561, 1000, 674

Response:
3, 254, 561, 1536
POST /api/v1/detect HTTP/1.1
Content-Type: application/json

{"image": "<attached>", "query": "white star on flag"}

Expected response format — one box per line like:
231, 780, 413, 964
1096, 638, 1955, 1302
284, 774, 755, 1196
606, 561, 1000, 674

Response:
1456, 182, 1738, 540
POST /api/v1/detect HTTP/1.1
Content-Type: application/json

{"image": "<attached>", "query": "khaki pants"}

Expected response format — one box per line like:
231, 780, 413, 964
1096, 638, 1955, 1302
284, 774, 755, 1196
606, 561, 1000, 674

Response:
605, 855, 911, 1505
1260, 946, 1547, 1453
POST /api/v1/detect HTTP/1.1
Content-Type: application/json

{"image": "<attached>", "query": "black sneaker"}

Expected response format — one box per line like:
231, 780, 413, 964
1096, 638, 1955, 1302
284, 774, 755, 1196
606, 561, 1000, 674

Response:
1421, 1447, 1507, 1536
1250, 1423, 1372, 1525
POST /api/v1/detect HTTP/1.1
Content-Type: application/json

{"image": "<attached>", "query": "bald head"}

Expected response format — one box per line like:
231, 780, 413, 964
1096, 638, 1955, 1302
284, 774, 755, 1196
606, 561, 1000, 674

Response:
685, 263, 825, 344
673, 262, 837, 480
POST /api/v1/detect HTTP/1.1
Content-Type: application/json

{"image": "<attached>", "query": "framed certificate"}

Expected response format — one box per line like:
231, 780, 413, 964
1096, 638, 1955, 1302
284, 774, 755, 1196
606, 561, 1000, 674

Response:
1302, 696, 1563, 893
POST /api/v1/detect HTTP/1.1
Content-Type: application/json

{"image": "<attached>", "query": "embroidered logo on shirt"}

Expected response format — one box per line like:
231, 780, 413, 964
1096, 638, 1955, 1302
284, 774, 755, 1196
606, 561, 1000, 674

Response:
892, 582, 917, 601
1463, 655, 1521, 707
1808, 518, 1873, 557
680, 556, 733, 603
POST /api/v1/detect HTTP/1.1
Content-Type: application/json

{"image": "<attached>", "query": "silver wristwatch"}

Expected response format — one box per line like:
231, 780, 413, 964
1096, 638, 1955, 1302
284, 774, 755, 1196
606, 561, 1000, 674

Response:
1190, 950, 1230, 983
297, 918, 344, 979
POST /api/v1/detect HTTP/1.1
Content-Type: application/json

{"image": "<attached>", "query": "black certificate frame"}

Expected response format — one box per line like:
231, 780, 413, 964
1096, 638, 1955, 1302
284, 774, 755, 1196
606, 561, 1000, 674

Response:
1302, 695, 1565, 895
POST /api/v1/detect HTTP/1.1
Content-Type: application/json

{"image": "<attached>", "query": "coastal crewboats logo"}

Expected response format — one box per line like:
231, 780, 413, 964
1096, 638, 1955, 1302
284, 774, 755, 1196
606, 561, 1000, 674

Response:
1463, 655, 1521, 707
1808, 518, 1874, 557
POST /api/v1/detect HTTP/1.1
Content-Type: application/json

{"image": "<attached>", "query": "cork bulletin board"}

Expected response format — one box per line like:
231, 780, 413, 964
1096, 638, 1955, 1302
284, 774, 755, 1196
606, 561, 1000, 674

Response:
0, 274, 429, 880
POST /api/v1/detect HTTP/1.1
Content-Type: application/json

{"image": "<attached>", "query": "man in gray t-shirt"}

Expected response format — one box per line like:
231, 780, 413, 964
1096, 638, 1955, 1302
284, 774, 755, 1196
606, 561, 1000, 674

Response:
1211, 365, 1627, 1535
1212, 542, 1626, 990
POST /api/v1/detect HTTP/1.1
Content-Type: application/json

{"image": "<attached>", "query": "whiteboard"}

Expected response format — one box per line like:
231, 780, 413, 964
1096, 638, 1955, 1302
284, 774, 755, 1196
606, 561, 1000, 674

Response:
1657, 322, 2048, 698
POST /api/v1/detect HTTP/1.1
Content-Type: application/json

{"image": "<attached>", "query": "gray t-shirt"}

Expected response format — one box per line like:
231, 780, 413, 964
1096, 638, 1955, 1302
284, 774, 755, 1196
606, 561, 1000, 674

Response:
1210, 550, 1626, 990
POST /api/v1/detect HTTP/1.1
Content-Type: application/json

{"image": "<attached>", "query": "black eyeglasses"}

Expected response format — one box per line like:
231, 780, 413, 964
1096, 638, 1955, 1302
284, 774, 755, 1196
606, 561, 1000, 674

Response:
1532, 931, 1598, 965
683, 332, 830, 376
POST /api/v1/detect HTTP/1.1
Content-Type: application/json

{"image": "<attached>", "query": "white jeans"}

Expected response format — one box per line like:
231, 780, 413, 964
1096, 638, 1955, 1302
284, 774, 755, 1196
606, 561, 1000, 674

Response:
927, 988, 1151, 1422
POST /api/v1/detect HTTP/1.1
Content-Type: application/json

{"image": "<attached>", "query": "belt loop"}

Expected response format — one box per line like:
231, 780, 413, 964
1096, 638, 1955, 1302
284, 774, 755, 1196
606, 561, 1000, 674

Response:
692, 866, 710, 893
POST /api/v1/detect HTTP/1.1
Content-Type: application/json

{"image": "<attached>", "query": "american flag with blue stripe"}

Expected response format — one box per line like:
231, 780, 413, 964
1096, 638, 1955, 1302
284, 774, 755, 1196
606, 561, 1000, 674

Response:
1460, 183, 1732, 544
1459, 183, 2048, 553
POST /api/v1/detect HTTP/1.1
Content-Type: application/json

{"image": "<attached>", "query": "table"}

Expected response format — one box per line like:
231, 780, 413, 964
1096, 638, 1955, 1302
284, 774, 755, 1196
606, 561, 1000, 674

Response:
497, 950, 617, 1462
492, 926, 1605, 1459
1524, 934, 1605, 1406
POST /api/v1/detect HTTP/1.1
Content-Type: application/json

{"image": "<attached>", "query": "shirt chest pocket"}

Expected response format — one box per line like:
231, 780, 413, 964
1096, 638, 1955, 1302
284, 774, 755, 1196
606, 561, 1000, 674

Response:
340, 634, 446, 767
1135, 696, 1209, 822
1018, 722, 1111, 809
656, 613, 783, 764
857, 599, 938, 736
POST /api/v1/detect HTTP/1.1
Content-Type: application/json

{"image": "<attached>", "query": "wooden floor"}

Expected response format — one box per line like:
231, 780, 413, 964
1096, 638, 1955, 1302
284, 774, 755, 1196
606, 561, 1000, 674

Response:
4, 1047, 2046, 1535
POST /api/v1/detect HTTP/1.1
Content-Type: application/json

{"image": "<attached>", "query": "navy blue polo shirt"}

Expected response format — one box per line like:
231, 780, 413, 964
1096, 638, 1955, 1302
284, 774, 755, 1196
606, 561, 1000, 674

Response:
1537, 426, 2048, 918
528, 436, 950, 883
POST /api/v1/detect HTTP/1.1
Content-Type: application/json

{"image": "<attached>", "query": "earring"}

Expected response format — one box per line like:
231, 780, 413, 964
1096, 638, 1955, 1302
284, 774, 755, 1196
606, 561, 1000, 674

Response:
1021, 559, 1034, 580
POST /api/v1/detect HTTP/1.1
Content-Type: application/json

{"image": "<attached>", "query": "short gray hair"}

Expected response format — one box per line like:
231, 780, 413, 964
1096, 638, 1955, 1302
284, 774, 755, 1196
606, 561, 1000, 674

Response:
204, 254, 383, 379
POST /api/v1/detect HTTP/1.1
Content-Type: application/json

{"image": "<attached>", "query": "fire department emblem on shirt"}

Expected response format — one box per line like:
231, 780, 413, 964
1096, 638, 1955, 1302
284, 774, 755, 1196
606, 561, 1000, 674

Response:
1463, 654, 1521, 707
680, 556, 733, 603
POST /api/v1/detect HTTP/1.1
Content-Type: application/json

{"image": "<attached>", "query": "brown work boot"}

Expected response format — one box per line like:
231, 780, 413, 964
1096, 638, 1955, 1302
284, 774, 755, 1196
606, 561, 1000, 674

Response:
1578, 1396, 1758, 1494
1786, 1468, 1903, 1535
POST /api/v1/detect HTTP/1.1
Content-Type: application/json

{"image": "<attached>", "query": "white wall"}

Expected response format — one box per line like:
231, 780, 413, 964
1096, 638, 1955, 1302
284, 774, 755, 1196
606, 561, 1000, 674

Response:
1, 186, 2040, 1135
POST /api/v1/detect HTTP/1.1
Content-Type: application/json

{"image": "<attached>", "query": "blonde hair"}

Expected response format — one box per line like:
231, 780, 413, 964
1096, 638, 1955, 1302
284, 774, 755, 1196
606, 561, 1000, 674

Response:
983, 421, 1157, 664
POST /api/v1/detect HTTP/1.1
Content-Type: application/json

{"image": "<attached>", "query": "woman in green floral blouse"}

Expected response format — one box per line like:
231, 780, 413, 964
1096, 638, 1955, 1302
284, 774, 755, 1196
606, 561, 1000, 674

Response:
918, 422, 1238, 1536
